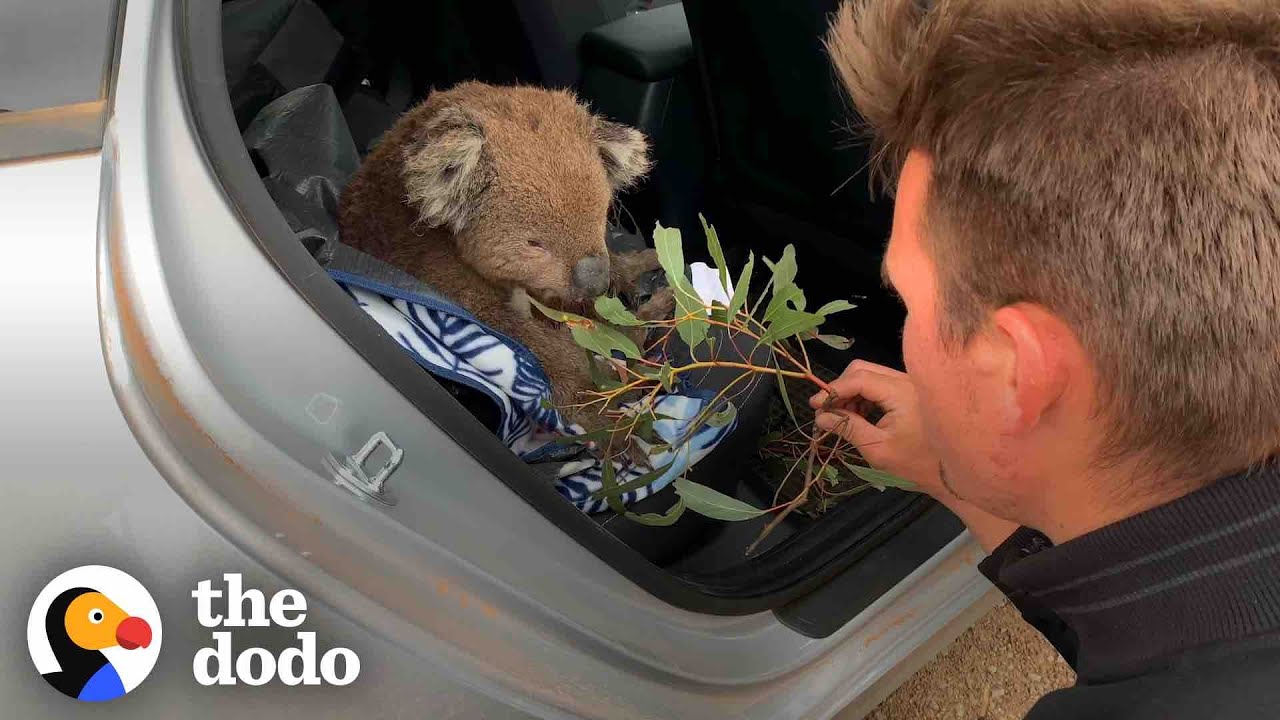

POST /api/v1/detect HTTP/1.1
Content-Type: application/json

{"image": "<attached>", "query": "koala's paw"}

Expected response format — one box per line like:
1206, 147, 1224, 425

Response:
610, 249, 663, 299
635, 286, 675, 321
589, 353, 629, 386
509, 287, 534, 319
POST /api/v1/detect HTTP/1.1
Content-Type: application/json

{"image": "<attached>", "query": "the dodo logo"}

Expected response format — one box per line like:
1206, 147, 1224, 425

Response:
27, 566, 161, 702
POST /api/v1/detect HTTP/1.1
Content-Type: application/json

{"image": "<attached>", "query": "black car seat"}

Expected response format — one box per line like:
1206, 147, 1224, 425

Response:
329, 1, 625, 151
681, 0, 904, 354
357, 1, 543, 94
221, 0, 675, 153
577, 3, 706, 238
509, 0, 643, 87
222, 0, 539, 156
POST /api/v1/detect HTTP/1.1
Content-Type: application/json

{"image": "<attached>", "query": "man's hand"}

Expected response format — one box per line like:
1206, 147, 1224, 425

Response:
810, 360, 1019, 551
809, 361, 947, 496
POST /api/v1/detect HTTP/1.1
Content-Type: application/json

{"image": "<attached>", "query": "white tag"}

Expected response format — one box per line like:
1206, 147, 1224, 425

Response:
689, 262, 731, 310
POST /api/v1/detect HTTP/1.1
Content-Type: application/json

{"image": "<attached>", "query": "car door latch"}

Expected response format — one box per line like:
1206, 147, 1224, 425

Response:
325, 431, 403, 506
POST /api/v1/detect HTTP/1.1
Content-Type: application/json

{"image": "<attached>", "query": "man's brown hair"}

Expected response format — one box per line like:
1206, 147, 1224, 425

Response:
828, 0, 1280, 481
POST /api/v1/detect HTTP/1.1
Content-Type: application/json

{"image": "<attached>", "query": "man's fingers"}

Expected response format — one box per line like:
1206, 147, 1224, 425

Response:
815, 408, 882, 448
810, 366, 908, 413
810, 360, 905, 409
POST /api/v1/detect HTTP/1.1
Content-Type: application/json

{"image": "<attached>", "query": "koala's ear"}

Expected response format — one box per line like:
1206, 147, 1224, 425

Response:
594, 119, 651, 191
402, 106, 493, 233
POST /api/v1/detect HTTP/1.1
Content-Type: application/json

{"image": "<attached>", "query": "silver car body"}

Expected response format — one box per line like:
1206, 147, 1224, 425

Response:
0, 0, 995, 716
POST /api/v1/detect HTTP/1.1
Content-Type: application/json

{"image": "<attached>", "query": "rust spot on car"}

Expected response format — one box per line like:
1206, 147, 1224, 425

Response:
863, 609, 918, 648
941, 544, 981, 573
108, 215, 255, 480
105, 199, 321, 524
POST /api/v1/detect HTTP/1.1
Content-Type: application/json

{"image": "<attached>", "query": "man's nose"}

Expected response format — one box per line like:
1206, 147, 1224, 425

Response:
572, 254, 610, 297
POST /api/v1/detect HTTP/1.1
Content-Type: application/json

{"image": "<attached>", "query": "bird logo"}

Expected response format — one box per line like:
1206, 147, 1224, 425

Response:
27, 566, 162, 702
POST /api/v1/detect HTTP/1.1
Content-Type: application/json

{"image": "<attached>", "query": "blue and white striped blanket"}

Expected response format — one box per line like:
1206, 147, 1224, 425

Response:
331, 269, 734, 513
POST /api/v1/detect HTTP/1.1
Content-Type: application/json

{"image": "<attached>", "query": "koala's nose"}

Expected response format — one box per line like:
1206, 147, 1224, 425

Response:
572, 255, 610, 297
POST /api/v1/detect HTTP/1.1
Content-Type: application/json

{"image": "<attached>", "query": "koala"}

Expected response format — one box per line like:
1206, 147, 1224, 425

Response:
338, 82, 672, 429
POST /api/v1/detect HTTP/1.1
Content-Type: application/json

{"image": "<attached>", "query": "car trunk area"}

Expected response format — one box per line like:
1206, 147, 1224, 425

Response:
201, 0, 964, 636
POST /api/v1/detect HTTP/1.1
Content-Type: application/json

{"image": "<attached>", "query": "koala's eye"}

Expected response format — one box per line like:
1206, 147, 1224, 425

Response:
527, 239, 546, 250
89, 609, 104, 624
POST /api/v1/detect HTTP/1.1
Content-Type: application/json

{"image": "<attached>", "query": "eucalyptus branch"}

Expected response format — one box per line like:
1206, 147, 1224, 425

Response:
532, 216, 914, 549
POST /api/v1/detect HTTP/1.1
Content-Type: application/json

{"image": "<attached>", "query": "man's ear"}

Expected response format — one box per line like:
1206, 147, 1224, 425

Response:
402, 106, 493, 233
991, 304, 1075, 434
593, 119, 651, 191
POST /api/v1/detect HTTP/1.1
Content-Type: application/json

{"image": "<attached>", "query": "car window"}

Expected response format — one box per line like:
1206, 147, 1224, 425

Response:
0, 0, 123, 162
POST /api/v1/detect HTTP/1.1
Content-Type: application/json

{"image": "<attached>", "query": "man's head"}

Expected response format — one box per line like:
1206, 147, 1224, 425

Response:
828, 0, 1280, 524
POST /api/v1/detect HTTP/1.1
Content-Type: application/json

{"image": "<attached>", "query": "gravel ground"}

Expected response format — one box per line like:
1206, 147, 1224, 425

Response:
868, 601, 1075, 720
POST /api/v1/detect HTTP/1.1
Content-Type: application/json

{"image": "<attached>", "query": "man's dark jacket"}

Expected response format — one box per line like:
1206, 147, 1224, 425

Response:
980, 463, 1280, 719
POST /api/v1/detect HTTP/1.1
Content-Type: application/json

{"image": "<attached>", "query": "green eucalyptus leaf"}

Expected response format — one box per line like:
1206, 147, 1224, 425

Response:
776, 369, 799, 428
527, 295, 591, 324
705, 401, 737, 428
591, 462, 673, 500
675, 305, 710, 351
635, 365, 663, 380
764, 284, 806, 323
759, 245, 807, 327
570, 323, 642, 360
840, 460, 918, 492
728, 251, 754, 319
814, 333, 854, 350
759, 309, 824, 345
700, 214, 731, 295
599, 458, 628, 514
652, 224, 696, 301
816, 299, 857, 316
631, 414, 657, 443
674, 479, 768, 521
769, 245, 798, 290
654, 224, 710, 351
658, 362, 676, 393
654, 223, 687, 286
594, 295, 644, 326
585, 350, 623, 390
625, 497, 686, 526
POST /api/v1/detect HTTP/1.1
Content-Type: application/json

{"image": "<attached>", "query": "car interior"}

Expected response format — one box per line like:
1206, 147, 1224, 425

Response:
201, 0, 965, 636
